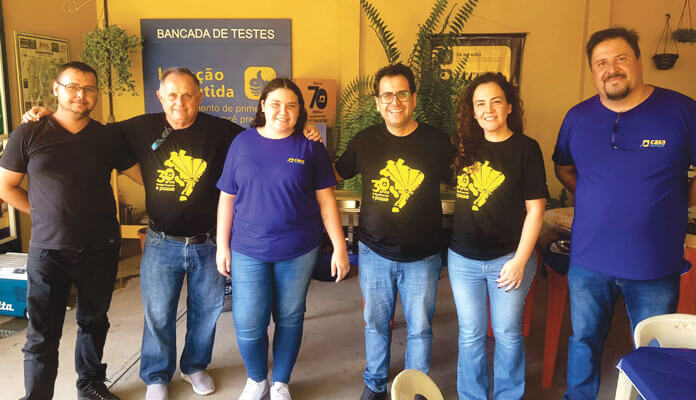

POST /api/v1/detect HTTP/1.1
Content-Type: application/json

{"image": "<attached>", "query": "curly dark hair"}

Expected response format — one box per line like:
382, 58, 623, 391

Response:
251, 78, 307, 134
452, 72, 524, 173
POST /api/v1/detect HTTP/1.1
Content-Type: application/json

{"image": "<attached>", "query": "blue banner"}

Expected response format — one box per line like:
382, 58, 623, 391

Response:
140, 19, 292, 127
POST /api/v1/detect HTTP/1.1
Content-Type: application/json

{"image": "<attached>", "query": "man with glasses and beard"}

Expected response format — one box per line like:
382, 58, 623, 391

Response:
553, 27, 696, 400
0, 62, 139, 400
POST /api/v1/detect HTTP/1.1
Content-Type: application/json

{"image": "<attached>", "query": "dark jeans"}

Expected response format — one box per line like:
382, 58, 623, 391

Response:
21, 242, 120, 400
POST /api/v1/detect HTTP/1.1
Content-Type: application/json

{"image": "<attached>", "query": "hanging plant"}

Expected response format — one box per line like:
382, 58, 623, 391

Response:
653, 14, 679, 70
673, 28, 696, 42
80, 24, 142, 95
334, 0, 479, 190
673, 0, 696, 43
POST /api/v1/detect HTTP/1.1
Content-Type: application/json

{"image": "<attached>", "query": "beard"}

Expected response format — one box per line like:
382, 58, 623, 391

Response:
603, 74, 630, 100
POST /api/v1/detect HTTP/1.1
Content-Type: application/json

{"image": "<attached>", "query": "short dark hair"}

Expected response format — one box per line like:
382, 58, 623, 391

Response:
586, 27, 641, 66
251, 78, 308, 134
373, 63, 417, 96
56, 61, 98, 84
160, 67, 200, 87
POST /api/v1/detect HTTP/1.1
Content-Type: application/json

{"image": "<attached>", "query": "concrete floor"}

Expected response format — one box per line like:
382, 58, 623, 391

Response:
0, 247, 633, 399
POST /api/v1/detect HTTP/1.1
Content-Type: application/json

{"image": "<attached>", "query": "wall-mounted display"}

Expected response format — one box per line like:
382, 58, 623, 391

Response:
434, 33, 526, 88
140, 19, 292, 127
13, 32, 69, 115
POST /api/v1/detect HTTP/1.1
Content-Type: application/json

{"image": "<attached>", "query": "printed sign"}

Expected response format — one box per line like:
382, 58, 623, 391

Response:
294, 79, 337, 127
14, 33, 69, 115
140, 19, 292, 127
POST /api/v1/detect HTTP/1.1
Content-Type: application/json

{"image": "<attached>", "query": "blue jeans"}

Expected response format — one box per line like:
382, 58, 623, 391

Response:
358, 242, 442, 393
231, 247, 318, 384
564, 263, 679, 400
139, 229, 224, 385
448, 250, 536, 400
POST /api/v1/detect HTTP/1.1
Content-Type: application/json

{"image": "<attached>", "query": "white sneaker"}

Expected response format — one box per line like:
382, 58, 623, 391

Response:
270, 382, 292, 400
181, 370, 215, 395
239, 378, 270, 400
145, 384, 169, 400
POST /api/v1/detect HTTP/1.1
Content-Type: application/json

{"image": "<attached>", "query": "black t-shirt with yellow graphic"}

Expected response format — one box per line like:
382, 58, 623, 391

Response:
116, 113, 243, 236
336, 123, 454, 262
450, 132, 548, 260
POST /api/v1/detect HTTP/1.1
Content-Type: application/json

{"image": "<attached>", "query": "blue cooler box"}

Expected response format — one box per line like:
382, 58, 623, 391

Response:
0, 252, 28, 318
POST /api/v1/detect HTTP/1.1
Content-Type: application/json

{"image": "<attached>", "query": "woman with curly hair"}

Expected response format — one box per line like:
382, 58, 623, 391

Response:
448, 72, 548, 399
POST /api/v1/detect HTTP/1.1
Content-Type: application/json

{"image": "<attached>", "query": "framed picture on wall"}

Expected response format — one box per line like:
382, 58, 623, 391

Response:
13, 32, 69, 115
433, 33, 526, 88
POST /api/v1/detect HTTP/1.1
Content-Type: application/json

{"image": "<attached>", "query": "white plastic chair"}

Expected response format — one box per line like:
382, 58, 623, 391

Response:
615, 313, 696, 400
390, 369, 444, 400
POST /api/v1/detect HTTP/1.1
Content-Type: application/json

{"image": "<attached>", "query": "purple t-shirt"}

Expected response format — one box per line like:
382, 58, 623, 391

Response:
553, 87, 696, 280
217, 128, 336, 261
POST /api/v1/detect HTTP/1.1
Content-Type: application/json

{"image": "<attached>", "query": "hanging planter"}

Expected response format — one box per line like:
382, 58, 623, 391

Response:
673, 28, 696, 42
673, 0, 696, 43
653, 14, 679, 70
652, 53, 679, 69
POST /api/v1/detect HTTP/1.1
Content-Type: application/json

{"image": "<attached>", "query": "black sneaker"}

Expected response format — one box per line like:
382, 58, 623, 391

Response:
360, 386, 386, 400
77, 380, 122, 400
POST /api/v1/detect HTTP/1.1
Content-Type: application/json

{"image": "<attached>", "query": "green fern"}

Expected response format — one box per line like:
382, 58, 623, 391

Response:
360, 0, 401, 64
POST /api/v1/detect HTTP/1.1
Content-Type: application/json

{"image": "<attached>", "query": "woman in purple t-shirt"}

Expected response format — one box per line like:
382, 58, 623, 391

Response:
216, 78, 350, 400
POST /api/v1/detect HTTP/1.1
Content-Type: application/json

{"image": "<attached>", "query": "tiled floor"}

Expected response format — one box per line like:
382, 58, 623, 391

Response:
0, 246, 633, 399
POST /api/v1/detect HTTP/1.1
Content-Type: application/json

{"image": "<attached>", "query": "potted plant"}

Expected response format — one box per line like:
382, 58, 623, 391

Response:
334, 0, 479, 190
673, 28, 696, 43
80, 23, 142, 121
673, 0, 696, 43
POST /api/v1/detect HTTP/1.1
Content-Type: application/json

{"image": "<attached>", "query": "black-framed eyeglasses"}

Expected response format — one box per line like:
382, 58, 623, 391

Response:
377, 90, 411, 104
151, 126, 173, 151
56, 81, 99, 95
611, 112, 645, 152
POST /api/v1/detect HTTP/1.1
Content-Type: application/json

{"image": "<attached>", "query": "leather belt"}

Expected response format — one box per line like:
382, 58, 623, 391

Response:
149, 225, 213, 245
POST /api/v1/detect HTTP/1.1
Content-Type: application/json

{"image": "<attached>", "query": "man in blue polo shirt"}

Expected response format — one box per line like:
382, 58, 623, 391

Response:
553, 27, 696, 399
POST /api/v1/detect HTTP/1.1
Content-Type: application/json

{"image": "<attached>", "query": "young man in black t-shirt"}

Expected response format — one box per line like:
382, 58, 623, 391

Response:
335, 63, 453, 400
0, 62, 139, 400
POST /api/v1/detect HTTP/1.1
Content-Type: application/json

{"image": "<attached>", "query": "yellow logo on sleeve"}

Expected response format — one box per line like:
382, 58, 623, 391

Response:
155, 150, 207, 201
371, 158, 425, 213
456, 161, 505, 211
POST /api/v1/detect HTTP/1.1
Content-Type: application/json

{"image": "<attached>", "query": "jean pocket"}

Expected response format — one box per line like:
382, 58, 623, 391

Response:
38, 248, 51, 262
359, 242, 371, 255
145, 229, 163, 247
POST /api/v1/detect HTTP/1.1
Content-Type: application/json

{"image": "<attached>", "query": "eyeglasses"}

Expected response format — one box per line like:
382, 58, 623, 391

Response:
611, 112, 645, 152
56, 81, 99, 95
377, 90, 411, 104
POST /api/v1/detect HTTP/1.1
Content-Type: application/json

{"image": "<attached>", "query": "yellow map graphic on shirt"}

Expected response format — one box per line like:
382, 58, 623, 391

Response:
371, 158, 424, 213
155, 150, 207, 201
456, 161, 505, 211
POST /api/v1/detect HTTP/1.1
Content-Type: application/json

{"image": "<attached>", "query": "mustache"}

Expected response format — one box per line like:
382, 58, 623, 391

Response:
604, 72, 626, 82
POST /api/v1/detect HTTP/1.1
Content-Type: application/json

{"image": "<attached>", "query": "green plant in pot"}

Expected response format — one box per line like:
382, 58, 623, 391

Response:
673, 28, 696, 43
80, 24, 142, 122
673, 0, 696, 43
334, 0, 479, 190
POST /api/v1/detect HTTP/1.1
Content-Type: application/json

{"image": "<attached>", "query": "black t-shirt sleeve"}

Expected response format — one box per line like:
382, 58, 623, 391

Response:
0, 124, 30, 173
523, 139, 549, 200
440, 135, 456, 182
335, 136, 358, 179
105, 125, 137, 171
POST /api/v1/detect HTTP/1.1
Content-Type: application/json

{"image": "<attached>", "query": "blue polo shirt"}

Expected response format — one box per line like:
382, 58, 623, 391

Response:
553, 87, 696, 280
217, 128, 336, 261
